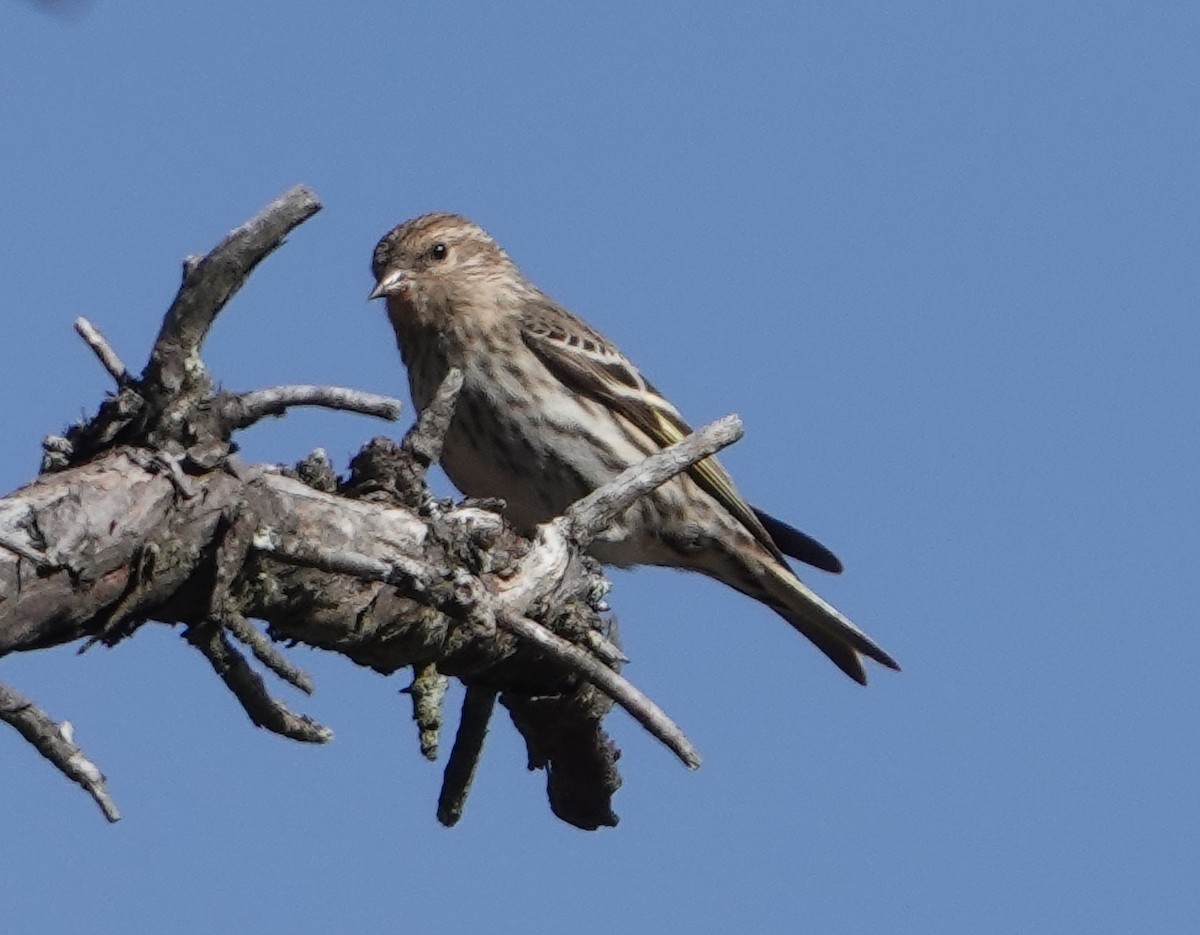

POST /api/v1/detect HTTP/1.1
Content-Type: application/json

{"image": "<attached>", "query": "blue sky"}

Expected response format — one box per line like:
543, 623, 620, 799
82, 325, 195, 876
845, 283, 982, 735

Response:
2, 2, 1198, 932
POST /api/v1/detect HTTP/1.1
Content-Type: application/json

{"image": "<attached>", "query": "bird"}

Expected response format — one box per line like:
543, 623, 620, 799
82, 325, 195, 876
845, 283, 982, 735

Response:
369, 213, 898, 683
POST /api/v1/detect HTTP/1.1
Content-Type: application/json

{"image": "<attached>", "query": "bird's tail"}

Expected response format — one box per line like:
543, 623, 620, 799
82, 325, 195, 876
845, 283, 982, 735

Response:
748, 559, 900, 685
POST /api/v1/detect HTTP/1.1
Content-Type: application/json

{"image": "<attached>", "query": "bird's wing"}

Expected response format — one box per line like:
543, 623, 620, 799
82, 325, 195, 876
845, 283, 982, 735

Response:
520, 303, 789, 564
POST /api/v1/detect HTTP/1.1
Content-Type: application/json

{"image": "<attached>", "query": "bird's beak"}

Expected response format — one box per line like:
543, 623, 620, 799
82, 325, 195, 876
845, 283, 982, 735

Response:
368, 268, 408, 301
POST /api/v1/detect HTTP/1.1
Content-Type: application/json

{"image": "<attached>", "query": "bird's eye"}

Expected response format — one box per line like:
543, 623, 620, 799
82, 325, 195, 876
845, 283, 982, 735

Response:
429, 242, 448, 262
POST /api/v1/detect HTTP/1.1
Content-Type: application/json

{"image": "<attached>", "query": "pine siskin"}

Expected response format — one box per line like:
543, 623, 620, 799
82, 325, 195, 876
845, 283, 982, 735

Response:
369, 214, 898, 683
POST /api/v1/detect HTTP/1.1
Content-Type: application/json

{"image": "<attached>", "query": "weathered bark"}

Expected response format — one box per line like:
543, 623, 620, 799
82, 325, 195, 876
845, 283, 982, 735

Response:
0, 186, 739, 830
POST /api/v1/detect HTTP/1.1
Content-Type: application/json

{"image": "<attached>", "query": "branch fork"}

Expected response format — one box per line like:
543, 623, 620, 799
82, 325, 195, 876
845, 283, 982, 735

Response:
1, 186, 750, 831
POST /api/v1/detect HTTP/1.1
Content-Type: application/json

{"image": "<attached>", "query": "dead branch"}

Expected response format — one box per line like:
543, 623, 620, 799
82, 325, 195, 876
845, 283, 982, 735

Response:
184, 622, 332, 743
226, 613, 314, 695
438, 686, 497, 827
498, 609, 701, 769
0, 185, 743, 830
563, 415, 744, 547
146, 185, 321, 397
0, 681, 119, 822
219, 385, 402, 430
74, 317, 129, 385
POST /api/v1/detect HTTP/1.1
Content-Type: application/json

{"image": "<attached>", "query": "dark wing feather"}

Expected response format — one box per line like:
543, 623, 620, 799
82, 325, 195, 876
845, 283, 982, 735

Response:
752, 508, 843, 574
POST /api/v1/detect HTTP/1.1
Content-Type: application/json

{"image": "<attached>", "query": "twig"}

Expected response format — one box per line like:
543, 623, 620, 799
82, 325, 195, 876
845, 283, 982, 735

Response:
586, 629, 629, 666
145, 185, 322, 393
73, 317, 129, 384
200, 502, 317, 693
256, 522, 698, 767
497, 613, 702, 769
253, 537, 436, 595
401, 368, 464, 469
564, 414, 743, 548
389, 368, 465, 506
183, 625, 332, 743
221, 385, 401, 431
225, 613, 314, 695
0, 682, 119, 822
404, 662, 447, 760
437, 685, 497, 827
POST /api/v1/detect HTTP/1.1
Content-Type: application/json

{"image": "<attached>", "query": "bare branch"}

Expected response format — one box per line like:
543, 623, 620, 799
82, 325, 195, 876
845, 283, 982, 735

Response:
0, 682, 119, 822
586, 628, 629, 666
254, 537, 437, 595
497, 613, 702, 769
73, 317, 129, 384
225, 614, 314, 695
253, 521, 698, 767
401, 368, 464, 469
183, 625, 332, 744
221, 385, 401, 431
145, 185, 322, 394
371, 367, 466, 506
437, 685, 497, 827
564, 414, 744, 547
4, 189, 745, 829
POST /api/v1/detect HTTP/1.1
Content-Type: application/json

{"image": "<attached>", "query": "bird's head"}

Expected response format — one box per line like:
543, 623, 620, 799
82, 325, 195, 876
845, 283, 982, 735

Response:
369, 213, 519, 325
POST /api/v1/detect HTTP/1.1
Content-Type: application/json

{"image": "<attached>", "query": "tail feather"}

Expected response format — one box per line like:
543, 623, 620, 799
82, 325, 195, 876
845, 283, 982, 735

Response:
753, 508, 844, 574
759, 562, 900, 684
